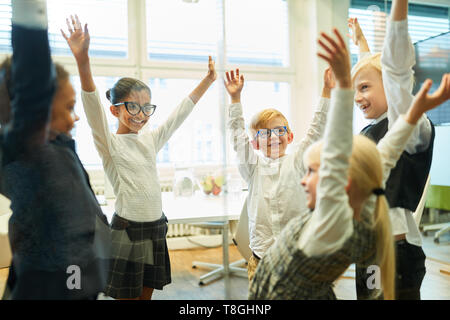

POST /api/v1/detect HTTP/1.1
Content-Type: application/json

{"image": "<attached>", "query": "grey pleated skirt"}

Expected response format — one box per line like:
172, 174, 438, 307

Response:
105, 213, 171, 299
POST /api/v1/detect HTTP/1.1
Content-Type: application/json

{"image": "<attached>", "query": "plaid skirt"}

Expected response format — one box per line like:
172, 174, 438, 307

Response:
105, 213, 171, 299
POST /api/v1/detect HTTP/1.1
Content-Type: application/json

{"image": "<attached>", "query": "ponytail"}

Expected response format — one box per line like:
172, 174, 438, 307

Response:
373, 194, 396, 300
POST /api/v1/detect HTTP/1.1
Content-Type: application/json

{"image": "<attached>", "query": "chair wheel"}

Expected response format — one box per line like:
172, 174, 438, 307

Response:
199, 281, 204, 286
192, 265, 197, 269
434, 238, 440, 244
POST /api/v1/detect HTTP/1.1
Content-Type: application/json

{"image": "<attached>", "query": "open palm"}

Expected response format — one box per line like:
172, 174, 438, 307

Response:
224, 69, 244, 98
413, 74, 450, 113
61, 15, 90, 59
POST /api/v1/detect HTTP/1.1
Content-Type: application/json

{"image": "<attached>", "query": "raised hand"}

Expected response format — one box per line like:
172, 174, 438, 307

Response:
347, 18, 363, 46
224, 69, 244, 103
321, 67, 335, 98
317, 28, 351, 88
406, 74, 450, 124
61, 14, 90, 61
206, 56, 217, 82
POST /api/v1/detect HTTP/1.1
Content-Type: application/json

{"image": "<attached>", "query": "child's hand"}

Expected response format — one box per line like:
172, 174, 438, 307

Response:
206, 56, 217, 82
324, 67, 336, 89
61, 15, 90, 62
224, 69, 244, 103
347, 18, 363, 46
406, 74, 450, 124
321, 68, 335, 98
317, 28, 351, 88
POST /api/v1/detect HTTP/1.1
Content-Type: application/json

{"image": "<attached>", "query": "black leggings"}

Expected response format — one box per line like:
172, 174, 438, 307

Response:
355, 240, 426, 300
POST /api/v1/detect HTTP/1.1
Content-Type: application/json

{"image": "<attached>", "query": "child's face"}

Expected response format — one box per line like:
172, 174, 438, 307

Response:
50, 79, 79, 136
301, 161, 320, 210
111, 89, 151, 134
254, 117, 293, 159
353, 67, 388, 120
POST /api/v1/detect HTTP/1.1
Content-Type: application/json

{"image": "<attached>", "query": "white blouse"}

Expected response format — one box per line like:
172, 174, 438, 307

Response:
81, 89, 195, 222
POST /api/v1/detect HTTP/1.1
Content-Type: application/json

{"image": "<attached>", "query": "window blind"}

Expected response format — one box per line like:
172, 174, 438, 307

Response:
349, 0, 449, 65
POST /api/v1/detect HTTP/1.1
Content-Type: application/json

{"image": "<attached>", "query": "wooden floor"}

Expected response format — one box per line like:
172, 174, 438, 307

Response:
1, 233, 449, 300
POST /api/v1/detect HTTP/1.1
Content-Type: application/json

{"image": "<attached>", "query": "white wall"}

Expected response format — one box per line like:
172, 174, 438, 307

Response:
289, 0, 350, 141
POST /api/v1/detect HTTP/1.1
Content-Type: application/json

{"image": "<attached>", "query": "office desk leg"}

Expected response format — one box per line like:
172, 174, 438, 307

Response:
192, 221, 248, 297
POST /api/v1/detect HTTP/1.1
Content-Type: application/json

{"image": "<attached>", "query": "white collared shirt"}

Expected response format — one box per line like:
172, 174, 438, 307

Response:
356, 19, 433, 247
228, 97, 330, 258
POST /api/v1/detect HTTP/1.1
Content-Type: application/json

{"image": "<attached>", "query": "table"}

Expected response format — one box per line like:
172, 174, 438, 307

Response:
101, 191, 248, 299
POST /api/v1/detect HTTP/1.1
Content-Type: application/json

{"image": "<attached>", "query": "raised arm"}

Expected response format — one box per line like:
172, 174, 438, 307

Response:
381, 0, 432, 153
61, 15, 95, 92
378, 74, 450, 181
62, 15, 112, 158
5, 0, 55, 155
152, 57, 216, 151
348, 17, 370, 59
298, 28, 355, 257
293, 68, 332, 174
225, 69, 258, 181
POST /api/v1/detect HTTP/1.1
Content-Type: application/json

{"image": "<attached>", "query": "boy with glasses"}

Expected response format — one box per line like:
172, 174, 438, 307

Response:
225, 68, 333, 280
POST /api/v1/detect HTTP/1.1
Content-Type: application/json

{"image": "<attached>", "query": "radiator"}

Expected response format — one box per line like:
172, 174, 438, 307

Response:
88, 172, 210, 238
167, 224, 203, 238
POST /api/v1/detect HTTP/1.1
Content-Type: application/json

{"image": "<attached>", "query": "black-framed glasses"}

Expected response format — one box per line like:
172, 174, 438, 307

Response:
255, 126, 287, 139
113, 101, 157, 117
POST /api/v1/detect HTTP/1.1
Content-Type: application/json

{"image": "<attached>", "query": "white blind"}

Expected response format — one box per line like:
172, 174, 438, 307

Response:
0, 0, 128, 58
349, 0, 449, 65
146, 0, 290, 67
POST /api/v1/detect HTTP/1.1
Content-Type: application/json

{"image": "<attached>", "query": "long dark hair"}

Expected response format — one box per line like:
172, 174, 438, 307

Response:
106, 77, 151, 104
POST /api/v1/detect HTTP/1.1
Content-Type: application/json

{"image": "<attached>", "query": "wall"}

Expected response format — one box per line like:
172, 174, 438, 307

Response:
289, 0, 350, 141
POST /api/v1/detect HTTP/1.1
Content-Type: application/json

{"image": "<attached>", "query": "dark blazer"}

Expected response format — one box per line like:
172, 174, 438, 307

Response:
1, 23, 111, 300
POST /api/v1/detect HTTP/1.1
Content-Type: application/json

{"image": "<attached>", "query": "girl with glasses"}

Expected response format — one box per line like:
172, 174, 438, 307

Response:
62, 15, 216, 300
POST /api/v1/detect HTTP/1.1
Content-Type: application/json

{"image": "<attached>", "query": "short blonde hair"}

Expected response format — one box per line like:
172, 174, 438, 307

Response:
351, 53, 382, 84
250, 108, 291, 137
351, 52, 415, 89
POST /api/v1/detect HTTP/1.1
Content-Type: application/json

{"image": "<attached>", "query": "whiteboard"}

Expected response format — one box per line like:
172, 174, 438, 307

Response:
429, 125, 450, 187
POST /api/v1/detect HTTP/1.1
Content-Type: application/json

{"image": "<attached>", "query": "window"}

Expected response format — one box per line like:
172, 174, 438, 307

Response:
1, 0, 293, 179
225, 0, 290, 67
0, 0, 129, 58
146, 0, 290, 67
146, 0, 219, 62
349, 0, 449, 65
47, 0, 128, 59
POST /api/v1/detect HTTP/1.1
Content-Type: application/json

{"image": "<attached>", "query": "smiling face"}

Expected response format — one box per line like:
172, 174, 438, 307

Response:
50, 79, 79, 136
255, 116, 293, 159
110, 89, 151, 134
353, 66, 388, 120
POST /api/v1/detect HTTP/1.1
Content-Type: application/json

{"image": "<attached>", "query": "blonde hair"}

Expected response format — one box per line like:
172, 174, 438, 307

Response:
305, 135, 396, 300
351, 53, 382, 84
351, 52, 414, 90
250, 108, 291, 137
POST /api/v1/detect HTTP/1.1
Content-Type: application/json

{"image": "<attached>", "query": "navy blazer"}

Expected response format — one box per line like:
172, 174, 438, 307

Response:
1, 24, 111, 300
